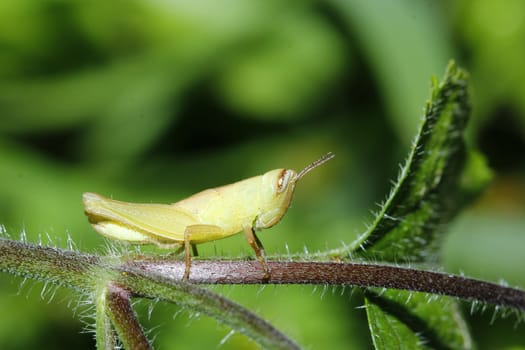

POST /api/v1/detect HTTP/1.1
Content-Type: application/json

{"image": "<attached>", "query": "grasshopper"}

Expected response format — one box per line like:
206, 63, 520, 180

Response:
83, 152, 334, 280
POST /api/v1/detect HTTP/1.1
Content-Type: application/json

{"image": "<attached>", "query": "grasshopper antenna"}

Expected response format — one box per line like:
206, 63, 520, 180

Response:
295, 152, 335, 182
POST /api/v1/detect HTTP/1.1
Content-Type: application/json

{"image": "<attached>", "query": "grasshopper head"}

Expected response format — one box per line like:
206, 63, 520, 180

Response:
256, 152, 335, 229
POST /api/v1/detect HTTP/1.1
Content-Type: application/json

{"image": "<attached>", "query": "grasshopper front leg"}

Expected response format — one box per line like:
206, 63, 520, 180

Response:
243, 225, 270, 280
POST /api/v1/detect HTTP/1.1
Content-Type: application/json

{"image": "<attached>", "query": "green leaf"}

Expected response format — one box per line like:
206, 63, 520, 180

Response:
365, 290, 473, 350
348, 61, 479, 262
365, 296, 423, 349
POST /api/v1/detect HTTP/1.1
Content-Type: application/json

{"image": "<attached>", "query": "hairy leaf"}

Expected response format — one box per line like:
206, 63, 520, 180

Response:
350, 61, 477, 262
365, 290, 473, 350
352, 61, 482, 350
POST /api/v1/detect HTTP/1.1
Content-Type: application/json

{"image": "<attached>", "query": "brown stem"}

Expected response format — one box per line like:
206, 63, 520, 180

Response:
106, 283, 153, 350
127, 259, 525, 311
1, 238, 523, 313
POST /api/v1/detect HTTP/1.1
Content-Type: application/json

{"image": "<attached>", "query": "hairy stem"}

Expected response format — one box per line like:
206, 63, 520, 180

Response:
0, 239, 99, 291
1, 238, 524, 312
95, 285, 117, 350
105, 283, 153, 350
130, 259, 525, 311
118, 271, 301, 350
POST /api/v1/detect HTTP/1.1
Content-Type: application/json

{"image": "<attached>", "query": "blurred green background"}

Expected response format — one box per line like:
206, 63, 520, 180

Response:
1, 0, 525, 349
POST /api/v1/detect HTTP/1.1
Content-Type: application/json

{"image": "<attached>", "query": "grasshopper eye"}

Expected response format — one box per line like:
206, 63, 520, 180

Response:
276, 170, 293, 193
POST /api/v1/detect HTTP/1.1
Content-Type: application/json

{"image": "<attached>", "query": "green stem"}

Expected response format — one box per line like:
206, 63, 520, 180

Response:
0, 238, 99, 291
95, 285, 117, 350
117, 271, 301, 350
0, 238, 300, 349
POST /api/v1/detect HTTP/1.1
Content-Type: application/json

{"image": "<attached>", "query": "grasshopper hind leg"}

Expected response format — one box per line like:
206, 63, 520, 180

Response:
182, 224, 224, 281
182, 243, 198, 280
183, 232, 195, 281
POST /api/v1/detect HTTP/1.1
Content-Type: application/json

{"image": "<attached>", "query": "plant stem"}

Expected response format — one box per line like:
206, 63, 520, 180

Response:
129, 259, 525, 311
118, 271, 301, 350
1, 238, 524, 313
95, 285, 117, 350
0, 238, 99, 291
105, 283, 153, 350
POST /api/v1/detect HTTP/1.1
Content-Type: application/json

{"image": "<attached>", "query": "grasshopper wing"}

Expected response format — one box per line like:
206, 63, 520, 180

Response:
84, 192, 199, 243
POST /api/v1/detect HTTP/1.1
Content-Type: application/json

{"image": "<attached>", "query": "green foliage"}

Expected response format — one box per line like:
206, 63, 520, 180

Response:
365, 290, 472, 350
454, 0, 525, 129
1, 1, 525, 349
353, 62, 479, 349
2, 61, 524, 350
329, 0, 453, 141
